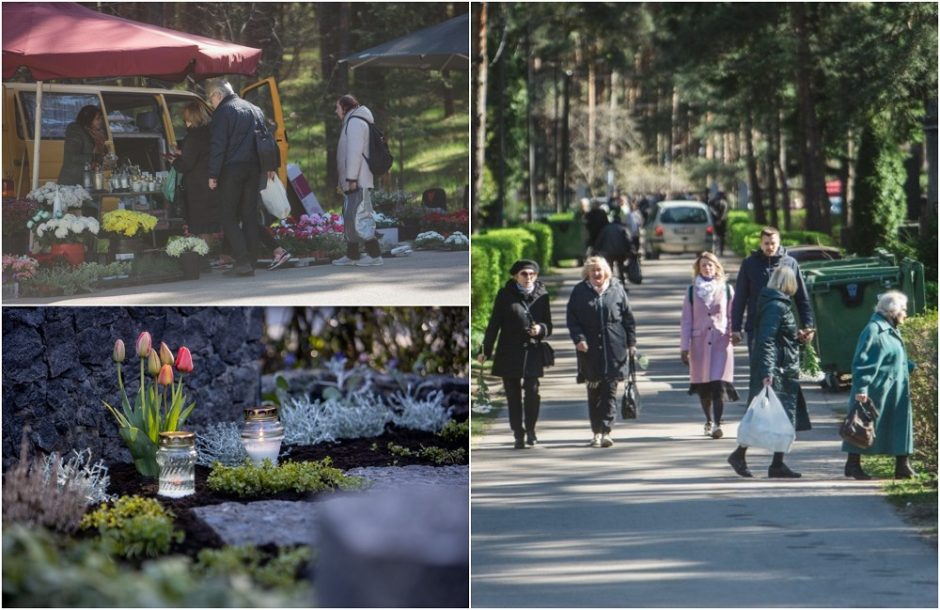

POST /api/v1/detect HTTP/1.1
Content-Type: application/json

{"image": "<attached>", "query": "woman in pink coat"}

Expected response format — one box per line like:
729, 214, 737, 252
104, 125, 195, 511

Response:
680, 252, 739, 439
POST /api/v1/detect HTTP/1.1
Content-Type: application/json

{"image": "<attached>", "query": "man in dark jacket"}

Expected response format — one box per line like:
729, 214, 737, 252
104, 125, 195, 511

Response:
593, 218, 633, 283
583, 199, 610, 255
207, 80, 273, 277
731, 226, 815, 355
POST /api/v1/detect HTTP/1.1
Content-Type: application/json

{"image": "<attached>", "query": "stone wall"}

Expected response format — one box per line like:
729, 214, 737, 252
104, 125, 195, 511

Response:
2, 307, 265, 469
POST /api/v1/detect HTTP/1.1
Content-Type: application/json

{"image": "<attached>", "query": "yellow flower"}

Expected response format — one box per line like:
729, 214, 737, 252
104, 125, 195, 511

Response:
102, 210, 157, 237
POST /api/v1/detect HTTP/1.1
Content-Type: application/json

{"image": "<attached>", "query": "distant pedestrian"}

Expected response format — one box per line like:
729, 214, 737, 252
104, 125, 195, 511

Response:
58, 105, 107, 186
566, 256, 637, 448
479, 259, 553, 449
583, 199, 610, 255
168, 102, 220, 234
727, 265, 811, 479
207, 80, 274, 277
680, 252, 738, 439
708, 192, 729, 256
331, 94, 384, 267
843, 291, 917, 480
593, 218, 632, 283
731, 227, 815, 365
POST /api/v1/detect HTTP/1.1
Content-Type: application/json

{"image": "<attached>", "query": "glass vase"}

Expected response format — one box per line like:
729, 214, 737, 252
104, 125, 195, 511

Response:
156, 431, 197, 498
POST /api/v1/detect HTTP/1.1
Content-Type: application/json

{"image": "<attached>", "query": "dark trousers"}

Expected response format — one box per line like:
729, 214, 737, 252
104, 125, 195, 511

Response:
586, 379, 618, 434
342, 188, 381, 259
218, 162, 261, 267
502, 377, 540, 440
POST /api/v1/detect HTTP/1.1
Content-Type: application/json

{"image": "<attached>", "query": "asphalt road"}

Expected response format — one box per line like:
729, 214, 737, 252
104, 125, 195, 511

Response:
8, 250, 468, 306
471, 254, 937, 608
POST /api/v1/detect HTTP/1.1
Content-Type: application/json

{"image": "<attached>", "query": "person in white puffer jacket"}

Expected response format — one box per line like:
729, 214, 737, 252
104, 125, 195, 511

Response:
332, 94, 383, 267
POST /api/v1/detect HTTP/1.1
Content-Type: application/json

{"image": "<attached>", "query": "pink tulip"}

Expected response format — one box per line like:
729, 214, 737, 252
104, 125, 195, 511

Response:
174, 346, 193, 373
159, 342, 174, 366
112, 339, 125, 363
147, 350, 162, 376
135, 331, 152, 359
157, 364, 174, 386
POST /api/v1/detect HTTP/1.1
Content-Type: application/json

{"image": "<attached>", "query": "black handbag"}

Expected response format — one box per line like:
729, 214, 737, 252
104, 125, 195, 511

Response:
626, 255, 643, 285
540, 342, 555, 367
839, 398, 878, 449
620, 354, 640, 419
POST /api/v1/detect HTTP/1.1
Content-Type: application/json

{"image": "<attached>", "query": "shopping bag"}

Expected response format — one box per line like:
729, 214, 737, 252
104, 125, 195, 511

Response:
626, 255, 642, 284
735, 386, 795, 453
260, 175, 291, 220
839, 398, 878, 449
162, 167, 180, 203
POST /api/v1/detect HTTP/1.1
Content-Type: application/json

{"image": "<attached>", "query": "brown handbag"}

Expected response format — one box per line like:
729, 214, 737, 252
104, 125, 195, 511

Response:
839, 398, 878, 449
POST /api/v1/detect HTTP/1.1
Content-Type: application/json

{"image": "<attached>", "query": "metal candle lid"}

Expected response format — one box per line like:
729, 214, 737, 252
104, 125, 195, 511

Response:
159, 431, 195, 447
244, 404, 279, 420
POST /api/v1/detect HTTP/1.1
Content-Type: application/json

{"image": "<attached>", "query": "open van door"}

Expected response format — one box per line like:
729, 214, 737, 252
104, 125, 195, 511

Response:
241, 77, 288, 185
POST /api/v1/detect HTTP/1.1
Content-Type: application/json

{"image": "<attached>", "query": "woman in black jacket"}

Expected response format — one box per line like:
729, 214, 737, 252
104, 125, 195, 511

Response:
58, 105, 107, 186
169, 102, 220, 233
566, 256, 637, 448
478, 259, 553, 449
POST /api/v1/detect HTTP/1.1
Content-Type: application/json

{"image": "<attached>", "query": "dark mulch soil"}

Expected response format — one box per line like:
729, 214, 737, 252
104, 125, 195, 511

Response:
101, 425, 467, 559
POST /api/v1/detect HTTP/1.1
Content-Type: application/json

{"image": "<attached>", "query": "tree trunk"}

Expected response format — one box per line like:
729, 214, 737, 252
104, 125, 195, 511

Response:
471, 3, 487, 231
765, 124, 779, 229
526, 30, 537, 222
774, 111, 792, 231
318, 3, 342, 195
561, 71, 571, 211
745, 112, 765, 224
588, 59, 596, 190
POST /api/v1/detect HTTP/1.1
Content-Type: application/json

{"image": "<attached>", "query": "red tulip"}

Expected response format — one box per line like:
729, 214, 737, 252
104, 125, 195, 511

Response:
112, 339, 125, 363
174, 346, 193, 373
135, 331, 152, 359
157, 363, 174, 386
159, 342, 174, 366
147, 350, 162, 376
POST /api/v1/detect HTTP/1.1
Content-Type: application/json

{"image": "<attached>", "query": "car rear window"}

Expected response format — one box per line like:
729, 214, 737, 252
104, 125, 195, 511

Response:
660, 207, 708, 224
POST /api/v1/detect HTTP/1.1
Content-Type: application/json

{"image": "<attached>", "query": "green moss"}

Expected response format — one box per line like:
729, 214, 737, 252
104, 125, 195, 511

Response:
438, 420, 469, 443
206, 458, 366, 497
80, 495, 182, 558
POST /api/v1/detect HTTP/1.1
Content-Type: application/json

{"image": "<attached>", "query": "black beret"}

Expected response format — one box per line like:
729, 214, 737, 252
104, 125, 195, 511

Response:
509, 259, 539, 276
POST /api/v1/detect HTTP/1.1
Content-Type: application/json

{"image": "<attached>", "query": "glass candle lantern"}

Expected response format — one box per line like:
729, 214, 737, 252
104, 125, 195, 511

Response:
156, 431, 197, 498
241, 404, 284, 466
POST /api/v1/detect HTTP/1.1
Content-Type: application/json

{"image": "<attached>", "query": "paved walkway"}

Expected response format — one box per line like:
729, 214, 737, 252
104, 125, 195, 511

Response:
471, 255, 937, 607
8, 250, 468, 306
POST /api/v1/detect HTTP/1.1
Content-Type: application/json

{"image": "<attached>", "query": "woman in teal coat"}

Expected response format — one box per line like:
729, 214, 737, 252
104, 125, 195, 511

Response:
727, 265, 811, 479
843, 291, 916, 480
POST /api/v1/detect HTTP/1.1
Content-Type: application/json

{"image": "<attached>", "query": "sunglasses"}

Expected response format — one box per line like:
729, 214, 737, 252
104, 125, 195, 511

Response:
518, 271, 537, 277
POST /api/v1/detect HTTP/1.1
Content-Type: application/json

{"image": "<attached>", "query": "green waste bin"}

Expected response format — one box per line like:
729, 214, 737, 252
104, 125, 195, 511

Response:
805, 258, 926, 391
543, 214, 586, 266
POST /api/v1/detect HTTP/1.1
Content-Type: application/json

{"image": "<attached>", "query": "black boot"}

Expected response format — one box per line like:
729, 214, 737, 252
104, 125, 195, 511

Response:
895, 455, 917, 479
768, 452, 802, 478
526, 431, 538, 446
727, 445, 753, 478
844, 453, 871, 480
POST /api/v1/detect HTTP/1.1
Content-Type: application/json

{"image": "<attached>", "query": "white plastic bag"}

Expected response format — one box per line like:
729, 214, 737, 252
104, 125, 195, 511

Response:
259, 175, 291, 219
735, 385, 796, 453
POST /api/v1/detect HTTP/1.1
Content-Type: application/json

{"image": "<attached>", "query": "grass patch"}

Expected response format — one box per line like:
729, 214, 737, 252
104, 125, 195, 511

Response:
471, 362, 503, 443
863, 455, 938, 540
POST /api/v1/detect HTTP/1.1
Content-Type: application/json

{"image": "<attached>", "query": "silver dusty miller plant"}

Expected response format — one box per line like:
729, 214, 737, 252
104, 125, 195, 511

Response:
388, 387, 452, 433
195, 422, 248, 467
40, 448, 114, 505
281, 392, 391, 446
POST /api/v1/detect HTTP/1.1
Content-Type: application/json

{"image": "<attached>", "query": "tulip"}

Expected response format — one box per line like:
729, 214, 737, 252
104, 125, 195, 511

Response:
159, 342, 174, 366
157, 363, 174, 386
174, 346, 193, 373
135, 331, 152, 359
112, 339, 125, 363
147, 350, 162, 376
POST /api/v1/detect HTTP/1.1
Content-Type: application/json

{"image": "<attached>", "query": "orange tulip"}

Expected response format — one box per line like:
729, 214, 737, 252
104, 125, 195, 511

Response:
157, 363, 174, 386
159, 342, 174, 366
174, 346, 193, 373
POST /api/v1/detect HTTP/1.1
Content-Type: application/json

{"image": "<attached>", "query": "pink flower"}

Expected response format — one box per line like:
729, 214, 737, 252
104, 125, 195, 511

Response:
159, 341, 174, 366
112, 339, 126, 363
135, 331, 152, 358
175, 346, 193, 373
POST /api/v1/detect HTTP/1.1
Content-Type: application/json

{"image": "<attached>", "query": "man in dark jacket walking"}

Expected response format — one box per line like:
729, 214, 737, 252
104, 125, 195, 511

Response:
731, 226, 815, 356
207, 80, 273, 277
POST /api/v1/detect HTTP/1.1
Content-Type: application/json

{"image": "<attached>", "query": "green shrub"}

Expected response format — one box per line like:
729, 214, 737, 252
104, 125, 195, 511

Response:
471, 243, 501, 333
728, 221, 763, 256
438, 419, 469, 443
901, 310, 938, 473
195, 545, 313, 592
206, 458, 365, 497
520, 222, 553, 273
80, 495, 182, 558
386, 443, 467, 465
475, 228, 538, 272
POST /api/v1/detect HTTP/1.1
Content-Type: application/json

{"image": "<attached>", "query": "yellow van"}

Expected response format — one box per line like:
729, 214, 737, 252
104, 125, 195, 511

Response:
2, 77, 287, 198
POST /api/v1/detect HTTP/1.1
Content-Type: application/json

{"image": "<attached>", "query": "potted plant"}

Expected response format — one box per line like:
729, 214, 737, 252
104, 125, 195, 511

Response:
2, 199, 40, 255
102, 332, 197, 478
26, 182, 92, 214
269, 214, 345, 261
165, 236, 209, 280
414, 230, 446, 250
101, 209, 158, 259
32, 214, 99, 266
1, 254, 38, 299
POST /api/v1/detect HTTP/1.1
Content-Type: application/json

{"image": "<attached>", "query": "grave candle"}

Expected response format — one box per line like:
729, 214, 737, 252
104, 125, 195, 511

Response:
241, 404, 284, 466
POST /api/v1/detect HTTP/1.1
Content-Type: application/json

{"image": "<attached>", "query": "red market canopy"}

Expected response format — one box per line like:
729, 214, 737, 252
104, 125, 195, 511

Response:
2, 2, 262, 81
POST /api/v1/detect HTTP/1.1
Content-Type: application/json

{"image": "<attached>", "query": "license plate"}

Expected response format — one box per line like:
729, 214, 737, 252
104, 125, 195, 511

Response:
674, 227, 696, 235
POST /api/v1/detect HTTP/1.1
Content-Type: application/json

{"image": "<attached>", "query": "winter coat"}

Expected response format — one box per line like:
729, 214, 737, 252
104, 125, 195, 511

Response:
482, 280, 553, 379
584, 208, 609, 249
750, 287, 811, 431
566, 278, 636, 382
731, 246, 814, 334
58, 123, 96, 186
337, 106, 376, 190
171, 125, 220, 233
594, 222, 634, 261
680, 281, 735, 384
842, 313, 914, 456
208, 93, 262, 179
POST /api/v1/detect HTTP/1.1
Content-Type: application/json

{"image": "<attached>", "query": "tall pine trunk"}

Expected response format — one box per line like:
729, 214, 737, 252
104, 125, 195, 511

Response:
471, 3, 487, 231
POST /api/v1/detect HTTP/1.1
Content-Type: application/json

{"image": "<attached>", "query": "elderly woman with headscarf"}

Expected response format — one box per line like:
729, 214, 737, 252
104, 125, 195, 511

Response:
727, 265, 811, 479
843, 290, 918, 480
566, 256, 637, 448
478, 259, 553, 449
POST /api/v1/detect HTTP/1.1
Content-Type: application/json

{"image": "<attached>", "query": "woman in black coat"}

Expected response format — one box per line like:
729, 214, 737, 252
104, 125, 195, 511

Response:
478, 259, 553, 449
566, 256, 637, 448
169, 102, 221, 234
58, 105, 106, 186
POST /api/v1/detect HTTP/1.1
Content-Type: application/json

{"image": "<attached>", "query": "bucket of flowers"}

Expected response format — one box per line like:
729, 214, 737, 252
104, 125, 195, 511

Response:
414, 230, 446, 250
102, 209, 158, 259
165, 236, 209, 280
32, 214, 100, 266
2, 255, 39, 299
442, 231, 469, 250
26, 182, 92, 214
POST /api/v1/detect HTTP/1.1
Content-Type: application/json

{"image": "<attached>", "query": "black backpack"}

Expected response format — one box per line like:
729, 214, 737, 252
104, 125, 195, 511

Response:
347, 115, 393, 176
252, 108, 280, 173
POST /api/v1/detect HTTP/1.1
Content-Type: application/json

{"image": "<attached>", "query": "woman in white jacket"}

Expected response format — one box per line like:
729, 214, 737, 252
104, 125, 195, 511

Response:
331, 94, 384, 267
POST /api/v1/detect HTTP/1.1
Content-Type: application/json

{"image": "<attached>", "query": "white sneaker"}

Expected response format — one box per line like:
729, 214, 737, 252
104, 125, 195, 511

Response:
704, 422, 713, 436
355, 254, 384, 267
711, 425, 724, 440
590, 434, 602, 448
601, 434, 614, 448
332, 256, 357, 266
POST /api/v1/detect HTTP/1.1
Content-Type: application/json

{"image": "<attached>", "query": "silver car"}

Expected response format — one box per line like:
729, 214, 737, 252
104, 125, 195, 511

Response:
643, 200, 715, 259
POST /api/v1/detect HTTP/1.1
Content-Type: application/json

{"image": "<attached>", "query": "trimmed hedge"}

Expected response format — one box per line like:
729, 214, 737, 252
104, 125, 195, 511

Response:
471, 229, 538, 333
902, 310, 938, 473
727, 212, 833, 257
520, 223, 553, 273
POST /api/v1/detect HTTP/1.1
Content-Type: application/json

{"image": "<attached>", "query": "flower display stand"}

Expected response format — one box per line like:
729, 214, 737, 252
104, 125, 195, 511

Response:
49, 243, 85, 267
